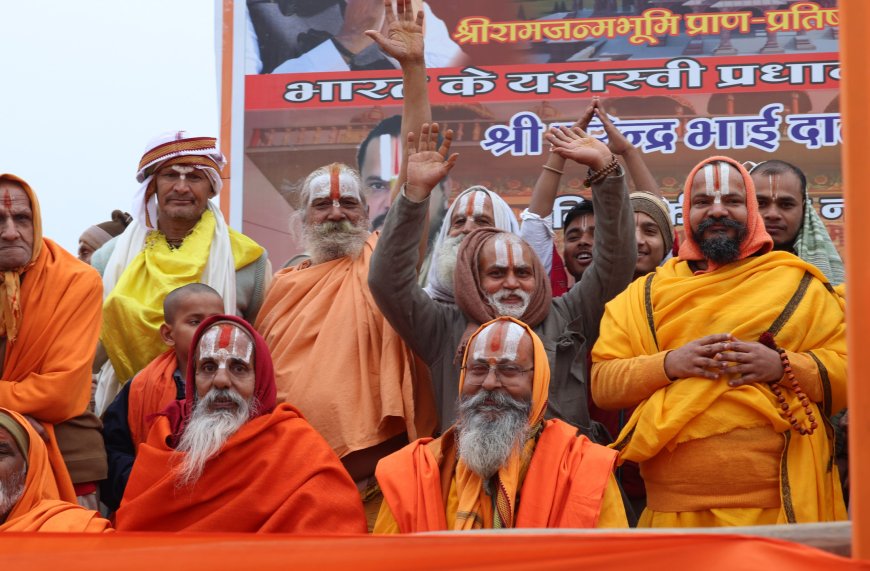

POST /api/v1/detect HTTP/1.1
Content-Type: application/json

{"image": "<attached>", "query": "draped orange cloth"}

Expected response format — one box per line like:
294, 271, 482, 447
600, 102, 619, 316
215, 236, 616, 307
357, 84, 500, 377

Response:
255, 233, 435, 458
376, 317, 621, 532
126, 349, 178, 450
0, 178, 102, 502
376, 419, 619, 532
0, 409, 111, 532
114, 404, 367, 533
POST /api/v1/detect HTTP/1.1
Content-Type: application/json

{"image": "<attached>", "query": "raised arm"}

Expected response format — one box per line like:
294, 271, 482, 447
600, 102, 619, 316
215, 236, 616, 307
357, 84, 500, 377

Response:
368, 123, 459, 364
595, 98, 661, 197
545, 125, 636, 342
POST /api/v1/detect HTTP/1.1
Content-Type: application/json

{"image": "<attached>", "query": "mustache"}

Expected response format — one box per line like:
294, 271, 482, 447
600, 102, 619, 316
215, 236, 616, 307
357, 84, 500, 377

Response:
696, 217, 745, 233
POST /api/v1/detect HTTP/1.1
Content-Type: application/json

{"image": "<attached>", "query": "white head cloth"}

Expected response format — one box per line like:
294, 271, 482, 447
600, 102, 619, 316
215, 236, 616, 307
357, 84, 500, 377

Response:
95, 131, 236, 414
424, 185, 520, 304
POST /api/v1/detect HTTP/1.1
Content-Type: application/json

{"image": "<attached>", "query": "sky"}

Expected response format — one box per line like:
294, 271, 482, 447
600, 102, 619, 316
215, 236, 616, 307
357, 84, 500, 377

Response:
0, 0, 220, 254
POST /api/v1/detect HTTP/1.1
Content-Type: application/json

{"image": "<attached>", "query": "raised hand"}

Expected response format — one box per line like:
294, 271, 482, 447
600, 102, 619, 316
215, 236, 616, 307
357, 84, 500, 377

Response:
594, 98, 635, 156
334, 0, 385, 56
545, 125, 612, 171
405, 123, 459, 201
365, 0, 424, 65
663, 333, 735, 381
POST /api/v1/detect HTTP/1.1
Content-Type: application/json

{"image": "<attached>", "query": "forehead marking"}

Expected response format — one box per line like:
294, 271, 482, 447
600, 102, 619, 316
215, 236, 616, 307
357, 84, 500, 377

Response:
3, 189, 11, 210
494, 235, 510, 267
472, 321, 526, 362
768, 174, 777, 201
378, 134, 400, 183
199, 324, 254, 367
703, 163, 731, 204
309, 171, 361, 204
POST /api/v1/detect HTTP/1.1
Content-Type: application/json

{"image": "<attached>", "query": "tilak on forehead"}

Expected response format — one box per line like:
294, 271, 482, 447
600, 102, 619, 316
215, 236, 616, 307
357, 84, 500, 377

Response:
471, 320, 527, 363
456, 190, 490, 219
378, 134, 401, 183
198, 323, 254, 367
308, 165, 361, 206
168, 165, 197, 180
491, 234, 528, 269
701, 162, 731, 203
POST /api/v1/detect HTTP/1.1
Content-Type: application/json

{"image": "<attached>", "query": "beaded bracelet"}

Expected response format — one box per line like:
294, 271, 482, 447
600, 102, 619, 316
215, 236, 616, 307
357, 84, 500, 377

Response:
758, 332, 817, 436
584, 155, 619, 187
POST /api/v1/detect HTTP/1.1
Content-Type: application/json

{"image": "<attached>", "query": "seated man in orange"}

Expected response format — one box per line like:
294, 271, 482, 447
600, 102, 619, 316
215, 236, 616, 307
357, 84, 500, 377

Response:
0, 174, 103, 503
115, 315, 367, 533
374, 317, 627, 532
1, 409, 111, 532
101, 283, 224, 511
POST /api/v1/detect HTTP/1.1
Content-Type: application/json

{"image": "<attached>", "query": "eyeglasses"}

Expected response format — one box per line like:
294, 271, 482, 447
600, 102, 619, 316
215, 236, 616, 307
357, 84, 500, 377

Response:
462, 363, 534, 387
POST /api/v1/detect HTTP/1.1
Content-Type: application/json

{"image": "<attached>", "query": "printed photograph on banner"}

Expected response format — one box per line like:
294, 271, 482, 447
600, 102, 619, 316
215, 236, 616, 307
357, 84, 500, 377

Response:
235, 0, 843, 269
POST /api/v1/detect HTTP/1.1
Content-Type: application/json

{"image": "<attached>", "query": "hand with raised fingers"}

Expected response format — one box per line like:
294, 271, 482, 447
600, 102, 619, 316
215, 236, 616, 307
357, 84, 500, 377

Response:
405, 123, 459, 201
663, 333, 735, 381
365, 0, 424, 65
545, 125, 612, 171
714, 338, 785, 387
594, 98, 635, 156
573, 100, 596, 132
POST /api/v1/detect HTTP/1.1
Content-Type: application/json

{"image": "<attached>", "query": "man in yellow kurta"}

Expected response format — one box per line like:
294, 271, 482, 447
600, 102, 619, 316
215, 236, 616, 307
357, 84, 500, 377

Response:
92, 132, 270, 414
592, 156, 847, 527
374, 317, 627, 533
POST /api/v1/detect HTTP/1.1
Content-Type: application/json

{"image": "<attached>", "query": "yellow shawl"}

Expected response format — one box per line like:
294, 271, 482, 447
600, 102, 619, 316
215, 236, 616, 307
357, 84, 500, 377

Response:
101, 210, 262, 382
593, 251, 846, 523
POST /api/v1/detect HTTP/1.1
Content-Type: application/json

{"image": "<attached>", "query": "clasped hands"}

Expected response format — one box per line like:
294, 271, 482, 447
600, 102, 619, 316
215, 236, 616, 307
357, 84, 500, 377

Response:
663, 333, 785, 386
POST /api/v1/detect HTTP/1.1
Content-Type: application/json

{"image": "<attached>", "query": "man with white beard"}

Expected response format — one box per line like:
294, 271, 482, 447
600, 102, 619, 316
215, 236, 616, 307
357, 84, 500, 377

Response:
373, 317, 627, 532
0, 409, 110, 532
114, 315, 367, 533
256, 162, 435, 531
370, 122, 635, 436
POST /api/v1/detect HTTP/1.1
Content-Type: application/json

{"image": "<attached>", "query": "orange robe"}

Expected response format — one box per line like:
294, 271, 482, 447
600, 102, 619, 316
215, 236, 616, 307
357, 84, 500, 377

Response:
1, 409, 111, 532
115, 403, 367, 533
0, 239, 103, 502
127, 349, 178, 449
255, 233, 435, 458
375, 419, 622, 532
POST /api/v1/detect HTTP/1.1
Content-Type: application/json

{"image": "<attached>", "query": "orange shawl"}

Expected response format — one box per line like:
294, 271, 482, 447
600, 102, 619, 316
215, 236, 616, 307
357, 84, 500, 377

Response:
127, 349, 178, 449
0, 409, 111, 532
115, 403, 367, 533
678, 156, 772, 273
377, 419, 617, 532
0, 232, 102, 502
377, 317, 617, 531
255, 233, 435, 457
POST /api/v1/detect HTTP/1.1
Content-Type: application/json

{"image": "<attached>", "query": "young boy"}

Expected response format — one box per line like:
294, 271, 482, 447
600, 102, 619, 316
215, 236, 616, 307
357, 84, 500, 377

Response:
100, 283, 224, 511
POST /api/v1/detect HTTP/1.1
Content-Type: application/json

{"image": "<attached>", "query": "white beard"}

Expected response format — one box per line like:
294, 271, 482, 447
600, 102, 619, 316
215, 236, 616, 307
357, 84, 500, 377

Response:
455, 390, 530, 484
303, 219, 370, 264
485, 288, 530, 318
174, 388, 255, 488
434, 234, 464, 293
0, 465, 25, 522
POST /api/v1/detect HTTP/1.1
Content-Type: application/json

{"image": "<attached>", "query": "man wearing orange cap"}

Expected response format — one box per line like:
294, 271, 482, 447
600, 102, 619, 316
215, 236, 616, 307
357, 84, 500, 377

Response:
592, 156, 847, 527
92, 132, 270, 415
374, 317, 627, 532
1, 409, 110, 532
0, 174, 103, 504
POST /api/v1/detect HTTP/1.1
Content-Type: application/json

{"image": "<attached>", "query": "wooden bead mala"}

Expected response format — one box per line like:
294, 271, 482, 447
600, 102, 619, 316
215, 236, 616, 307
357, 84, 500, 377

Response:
759, 331, 818, 436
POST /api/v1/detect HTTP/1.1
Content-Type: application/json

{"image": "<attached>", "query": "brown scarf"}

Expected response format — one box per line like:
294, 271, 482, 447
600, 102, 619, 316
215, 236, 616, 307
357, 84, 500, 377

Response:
453, 228, 551, 361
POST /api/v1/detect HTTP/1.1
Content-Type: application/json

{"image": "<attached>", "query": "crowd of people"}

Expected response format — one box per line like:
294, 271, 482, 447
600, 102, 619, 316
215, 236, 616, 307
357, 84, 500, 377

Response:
0, 0, 847, 534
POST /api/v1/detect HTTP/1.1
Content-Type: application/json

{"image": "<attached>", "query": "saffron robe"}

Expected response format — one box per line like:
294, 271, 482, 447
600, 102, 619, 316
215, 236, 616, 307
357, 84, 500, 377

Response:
127, 349, 178, 449
115, 404, 367, 533
255, 233, 435, 458
374, 419, 626, 532
0, 239, 102, 502
592, 252, 847, 526
0, 409, 111, 532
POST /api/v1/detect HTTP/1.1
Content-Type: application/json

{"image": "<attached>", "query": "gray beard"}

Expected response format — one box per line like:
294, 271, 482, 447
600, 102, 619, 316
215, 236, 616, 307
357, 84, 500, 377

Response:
455, 390, 531, 485
175, 388, 256, 488
0, 465, 25, 522
303, 219, 370, 265
484, 288, 530, 319
434, 234, 463, 293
